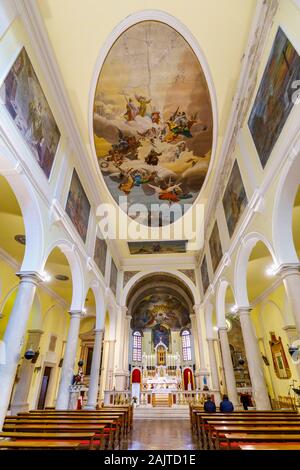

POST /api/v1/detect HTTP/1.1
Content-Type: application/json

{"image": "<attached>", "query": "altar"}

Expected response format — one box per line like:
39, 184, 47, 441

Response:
140, 340, 183, 392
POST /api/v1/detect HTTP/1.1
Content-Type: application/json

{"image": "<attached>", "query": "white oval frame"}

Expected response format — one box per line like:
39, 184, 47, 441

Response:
88, 9, 218, 229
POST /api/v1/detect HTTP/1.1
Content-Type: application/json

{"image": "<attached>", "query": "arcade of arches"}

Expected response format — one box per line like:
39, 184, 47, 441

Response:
0, 0, 300, 451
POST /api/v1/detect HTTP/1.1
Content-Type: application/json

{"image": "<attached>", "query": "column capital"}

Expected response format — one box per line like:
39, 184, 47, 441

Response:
120, 306, 128, 315
16, 271, 43, 285
193, 304, 202, 315
218, 326, 228, 331
68, 310, 85, 319
94, 328, 104, 334
207, 337, 218, 342
275, 263, 300, 279
237, 306, 252, 317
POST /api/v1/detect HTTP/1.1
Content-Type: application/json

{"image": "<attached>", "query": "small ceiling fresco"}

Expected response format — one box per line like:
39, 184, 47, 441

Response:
128, 240, 187, 255
131, 290, 191, 331
93, 20, 213, 226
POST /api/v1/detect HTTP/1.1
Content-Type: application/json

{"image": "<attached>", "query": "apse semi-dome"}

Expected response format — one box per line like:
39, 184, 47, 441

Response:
93, 20, 213, 226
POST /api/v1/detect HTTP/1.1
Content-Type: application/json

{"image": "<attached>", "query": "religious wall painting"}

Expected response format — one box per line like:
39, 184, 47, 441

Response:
110, 259, 118, 296
0, 47, 60, 179
152, 324, 170, 350
269, 332, 291, 379
93, 20, 213, 226
131, 290, 191, 331
222, 160, 248, 238
128, 240, 187, 255
209, 221, 223, 273
94, 236, 107, 276
248, 27, 300, 168
65, 169, 91, 242
200, 255, 210, 294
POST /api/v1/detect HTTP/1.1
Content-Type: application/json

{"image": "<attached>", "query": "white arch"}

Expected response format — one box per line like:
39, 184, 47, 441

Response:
234, 232, 278, 307
84, 280, 106, 330
216, 279, 236, 328
88, 9, 218, 224
0, 143, 44, 272
273, 143, 300, 264
121, 269, 198, 306
42, 239, 85, 311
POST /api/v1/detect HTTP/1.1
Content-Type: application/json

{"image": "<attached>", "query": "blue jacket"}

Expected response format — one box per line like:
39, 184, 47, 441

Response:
204, 400, 216, 413
220, 399, 234, 412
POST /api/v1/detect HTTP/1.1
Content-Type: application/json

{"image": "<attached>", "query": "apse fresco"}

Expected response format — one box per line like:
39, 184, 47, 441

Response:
93, 21, 213, 226
248, 27, 300, 168
0, 48, 60, 178
128, 240, 187, 255
209, 221, 223, 272
222, 160, 248, 238
131, 292, 191, 331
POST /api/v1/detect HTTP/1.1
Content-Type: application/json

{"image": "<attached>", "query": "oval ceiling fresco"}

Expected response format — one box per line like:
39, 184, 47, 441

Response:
93, 20, 213, 226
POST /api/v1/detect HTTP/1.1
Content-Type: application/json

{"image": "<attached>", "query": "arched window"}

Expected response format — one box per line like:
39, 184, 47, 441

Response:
181, 329, 192, 361
132, 331, 142, 362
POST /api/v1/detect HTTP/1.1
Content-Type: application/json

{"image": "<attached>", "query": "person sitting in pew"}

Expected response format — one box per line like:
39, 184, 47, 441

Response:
220, 394, 234, 413
204, 395, 216, 413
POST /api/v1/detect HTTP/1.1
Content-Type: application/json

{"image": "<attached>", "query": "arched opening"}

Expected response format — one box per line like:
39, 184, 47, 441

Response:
245, 240, 299, 408
218, 282, 252, 400
126, 272, 196, 405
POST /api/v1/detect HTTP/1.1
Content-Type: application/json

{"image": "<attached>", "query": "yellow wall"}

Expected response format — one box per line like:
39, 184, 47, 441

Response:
251, 284, 300, 400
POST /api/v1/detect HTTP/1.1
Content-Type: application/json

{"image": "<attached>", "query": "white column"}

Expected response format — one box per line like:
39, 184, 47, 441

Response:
122, 314, 132, 389
114, 307, 128, 390
106, 340, 116, 390
0, 272, 41, 430
85, 328, 103, 409
206, 338, 220, 391
238, 307, 271, 410
11, 329, 43, 414
218, 326, 239, 406
278, 265, 300, 335
193, 305, 208, 388
56, 310, 83, 410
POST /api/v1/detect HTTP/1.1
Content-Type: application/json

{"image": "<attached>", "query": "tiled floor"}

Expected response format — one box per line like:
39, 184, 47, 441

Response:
125, 419, 200, 450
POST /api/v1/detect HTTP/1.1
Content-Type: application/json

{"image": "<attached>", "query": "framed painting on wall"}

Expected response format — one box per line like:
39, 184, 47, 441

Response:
94, 236, 107, 277
209, 221, 223, 273
0, 47, 60, 178
110, 259, 118, 296
269, 332, 291, 379
222, 160, 248, 238
65, 169, 90, 242
248, 27, 300, 168
200, 255, 210, 294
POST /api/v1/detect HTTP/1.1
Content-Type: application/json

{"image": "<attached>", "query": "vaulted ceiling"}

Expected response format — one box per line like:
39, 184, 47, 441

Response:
36, 0, 257, 261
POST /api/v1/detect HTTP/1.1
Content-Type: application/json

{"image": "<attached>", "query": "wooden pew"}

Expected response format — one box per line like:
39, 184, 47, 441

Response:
2, 423, 111, 449
240, 443, 300, 450
224, 433, 300, 449
212, 425, 300, 449
0, 431, 96, 449
0, 440, 81, 450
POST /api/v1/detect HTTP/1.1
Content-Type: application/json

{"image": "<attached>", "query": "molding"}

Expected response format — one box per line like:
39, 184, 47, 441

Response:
0, 0, 18, 40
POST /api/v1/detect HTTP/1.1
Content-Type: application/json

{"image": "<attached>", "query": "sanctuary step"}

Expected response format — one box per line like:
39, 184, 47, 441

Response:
134, 405, 189, 420
153, 394, 170, 407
